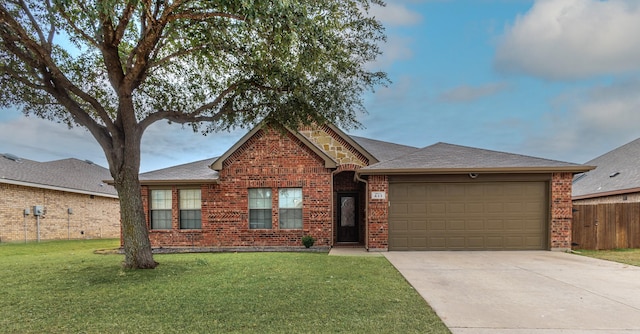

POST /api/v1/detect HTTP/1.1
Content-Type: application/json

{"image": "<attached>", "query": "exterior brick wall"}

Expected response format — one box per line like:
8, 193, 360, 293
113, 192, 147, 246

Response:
366, 175, 389, 250
550, 172, 574, 250
145, 128, 333, 248
573, 192, 640, 204
0, 183, 120, 242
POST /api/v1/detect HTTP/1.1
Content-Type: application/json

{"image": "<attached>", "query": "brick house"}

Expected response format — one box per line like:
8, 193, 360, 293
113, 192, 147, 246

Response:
0, 154, 120, 242
139, 123, 592, 251
573, 137, 640, 204
571, 138, 640, 250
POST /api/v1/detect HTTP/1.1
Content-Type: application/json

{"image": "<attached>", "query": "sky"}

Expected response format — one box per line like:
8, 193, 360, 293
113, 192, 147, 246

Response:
2, 0, 640, 172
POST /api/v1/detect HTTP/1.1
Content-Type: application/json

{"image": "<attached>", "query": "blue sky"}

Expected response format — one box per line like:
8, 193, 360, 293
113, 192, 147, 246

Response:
2, 0, 640, 172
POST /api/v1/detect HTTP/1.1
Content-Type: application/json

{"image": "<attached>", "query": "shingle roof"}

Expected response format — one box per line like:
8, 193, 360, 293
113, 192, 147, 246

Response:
0, 154, 117, 197
140, 158, 219, 184
348, 135, 419, 162
572, 137, 640, 198
360, 142, 591, 174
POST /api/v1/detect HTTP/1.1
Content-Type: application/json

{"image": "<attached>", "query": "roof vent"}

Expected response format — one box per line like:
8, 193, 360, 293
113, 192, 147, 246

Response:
2, 153, 21, 162
609, 172, 620, 178
84, 160, 94, 165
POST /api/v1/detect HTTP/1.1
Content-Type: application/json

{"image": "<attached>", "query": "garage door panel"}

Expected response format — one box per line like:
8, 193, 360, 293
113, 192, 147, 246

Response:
448, 203, 465, 213
428, 203, 447, 214
447, 220, 465, 231
389, 181, 548, 251
390, 203, 409, 215
409, 220, 427, 232
466, 219, 484, 230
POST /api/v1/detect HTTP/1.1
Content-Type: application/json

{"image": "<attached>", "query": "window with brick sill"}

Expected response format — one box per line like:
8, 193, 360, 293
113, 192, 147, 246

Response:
179, 189, 201, 229
249, 188, 272, 229
279, 188, 302, 229
150, 189, 172, 229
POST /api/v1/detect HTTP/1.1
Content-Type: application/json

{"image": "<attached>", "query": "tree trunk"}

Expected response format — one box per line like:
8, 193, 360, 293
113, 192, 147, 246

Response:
113, 160, 158, 269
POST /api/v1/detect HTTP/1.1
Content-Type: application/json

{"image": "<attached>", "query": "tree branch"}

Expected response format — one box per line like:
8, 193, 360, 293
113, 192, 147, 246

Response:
16, 0, 48, 48
138, 81, 239, 131
55, 5, 100, 48
166, 11, 246, 22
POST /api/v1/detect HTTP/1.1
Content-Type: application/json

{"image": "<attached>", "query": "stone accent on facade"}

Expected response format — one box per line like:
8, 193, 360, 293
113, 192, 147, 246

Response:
299, 125, 369, 167
145, 128, 334, 248
366, 175, 389, 250
0, 183, 120, 242
550, 172, 574, 250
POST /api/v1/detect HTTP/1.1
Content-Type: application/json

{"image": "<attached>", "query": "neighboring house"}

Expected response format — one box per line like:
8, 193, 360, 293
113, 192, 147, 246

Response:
573, 137, 640, 204
138, 123, 591, 251
0, 154, 120, 242
571, 138, 640, 250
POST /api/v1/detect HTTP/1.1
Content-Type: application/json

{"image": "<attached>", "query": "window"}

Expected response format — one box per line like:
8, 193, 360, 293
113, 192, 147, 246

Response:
249, 188, 272, 229
279, 188, 302, 229
150, 189, 172, 229
180, 189, 201, 229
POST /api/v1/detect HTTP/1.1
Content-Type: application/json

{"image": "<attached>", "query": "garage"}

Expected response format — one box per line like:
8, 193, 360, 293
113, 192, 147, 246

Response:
388, 178, 548, 251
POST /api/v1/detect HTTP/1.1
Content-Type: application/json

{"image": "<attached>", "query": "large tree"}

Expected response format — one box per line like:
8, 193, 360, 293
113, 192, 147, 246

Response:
0, 0, 386, 268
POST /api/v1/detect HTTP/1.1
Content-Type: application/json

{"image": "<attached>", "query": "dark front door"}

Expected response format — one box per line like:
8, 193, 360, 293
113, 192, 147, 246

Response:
337, 193, 358, 242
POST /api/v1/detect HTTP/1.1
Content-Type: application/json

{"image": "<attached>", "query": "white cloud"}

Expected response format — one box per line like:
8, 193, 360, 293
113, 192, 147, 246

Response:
519, 78, 640, 162
495, 0, 640, 80
368, 35, 415, 70
369, 2, 423, 26
438, 82, 512, 103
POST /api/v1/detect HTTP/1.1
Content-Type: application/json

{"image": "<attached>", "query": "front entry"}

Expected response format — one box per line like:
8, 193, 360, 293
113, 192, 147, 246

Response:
337, 193, 359, 242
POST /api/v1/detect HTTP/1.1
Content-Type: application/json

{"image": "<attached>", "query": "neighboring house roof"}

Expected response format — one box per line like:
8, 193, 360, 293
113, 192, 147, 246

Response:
139, 158, 219, 185
572, 137, 640, 200
349, 135, 419, 162
0, 154, 118, 198
359, 142, 593, 175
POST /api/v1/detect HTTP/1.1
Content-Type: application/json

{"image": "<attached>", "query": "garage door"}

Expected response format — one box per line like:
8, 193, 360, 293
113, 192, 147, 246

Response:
389, 182, 548, 250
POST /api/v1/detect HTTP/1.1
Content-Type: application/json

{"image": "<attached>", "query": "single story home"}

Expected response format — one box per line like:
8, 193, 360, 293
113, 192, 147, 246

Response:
0, 154, 120, 242
571, 137, 640, 250
573, 137, 640, 204
138, 123, 592, 251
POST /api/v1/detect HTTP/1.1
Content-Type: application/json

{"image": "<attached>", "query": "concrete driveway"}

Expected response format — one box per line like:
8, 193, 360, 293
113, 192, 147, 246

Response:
384, 251, 640, 334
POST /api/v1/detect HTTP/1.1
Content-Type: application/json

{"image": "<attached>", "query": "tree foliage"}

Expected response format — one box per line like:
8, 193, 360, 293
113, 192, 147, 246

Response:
0, 0, 387, 268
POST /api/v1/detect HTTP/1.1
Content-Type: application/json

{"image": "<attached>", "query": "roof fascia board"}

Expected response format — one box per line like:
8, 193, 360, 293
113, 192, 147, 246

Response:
210, 123, 337, 170
358, 166, 595, 176
139, 179, 220, 186
572, 187, 640, 200
325, 123, 379, 164
0, 178, 118, 199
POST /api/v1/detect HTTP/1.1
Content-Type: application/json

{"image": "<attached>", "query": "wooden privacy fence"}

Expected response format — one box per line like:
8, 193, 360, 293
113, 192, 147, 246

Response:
572, 203, 640, 250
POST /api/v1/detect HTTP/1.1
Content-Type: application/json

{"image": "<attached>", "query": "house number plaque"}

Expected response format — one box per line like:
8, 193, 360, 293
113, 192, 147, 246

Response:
371, 191, 386, 200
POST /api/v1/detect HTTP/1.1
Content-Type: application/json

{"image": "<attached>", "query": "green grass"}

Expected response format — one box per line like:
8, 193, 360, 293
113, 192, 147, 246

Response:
0, 240, 449, 333
577, 248, 640, 267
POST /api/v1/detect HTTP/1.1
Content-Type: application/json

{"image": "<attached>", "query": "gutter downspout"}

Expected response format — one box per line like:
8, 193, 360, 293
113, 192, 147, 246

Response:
354, 172, 369, 251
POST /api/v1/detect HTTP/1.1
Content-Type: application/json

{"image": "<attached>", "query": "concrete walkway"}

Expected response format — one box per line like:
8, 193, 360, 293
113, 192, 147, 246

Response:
384, 251, 640, 334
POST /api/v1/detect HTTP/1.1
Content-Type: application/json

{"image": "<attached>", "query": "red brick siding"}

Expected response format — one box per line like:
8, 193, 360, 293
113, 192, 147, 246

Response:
366, 175, 389, 250
551, 172, 574, 250
145, 128, 333, 248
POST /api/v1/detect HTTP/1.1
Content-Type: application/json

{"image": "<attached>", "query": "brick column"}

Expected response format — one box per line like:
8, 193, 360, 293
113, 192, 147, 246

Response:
550, 172, 573, 250
367, 175, 388, 251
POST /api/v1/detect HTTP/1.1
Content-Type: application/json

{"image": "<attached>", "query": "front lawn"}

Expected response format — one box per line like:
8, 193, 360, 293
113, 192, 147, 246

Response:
576, 248, 640, 267
0, 240, 449, 333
